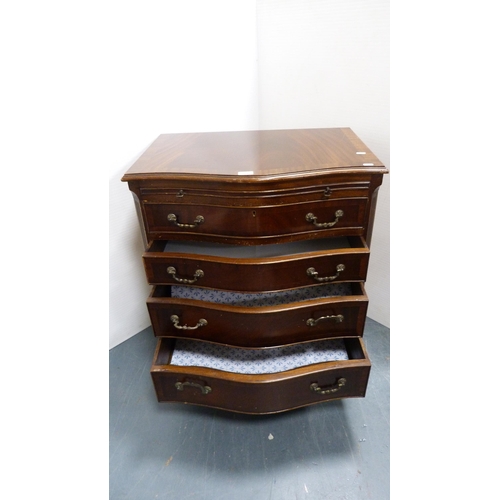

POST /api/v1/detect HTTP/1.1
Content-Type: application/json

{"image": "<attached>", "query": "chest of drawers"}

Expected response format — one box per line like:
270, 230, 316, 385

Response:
122, 128, 387, 414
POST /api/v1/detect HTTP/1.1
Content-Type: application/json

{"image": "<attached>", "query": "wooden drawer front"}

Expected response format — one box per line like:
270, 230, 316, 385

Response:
143, 236, 369, 291
147, 283, 368, 347
142, 197, 367, 243
137, 178, 371, 205
150, 338, 371, 414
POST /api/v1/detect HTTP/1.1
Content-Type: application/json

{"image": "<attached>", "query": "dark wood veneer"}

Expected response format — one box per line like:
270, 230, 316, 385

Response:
121, 128, 386, 180
143, 236, 369, 292
150, 337, 371, 415
147, 283, 368, 348
142, 196, 368, 244
122, 128, 387, 413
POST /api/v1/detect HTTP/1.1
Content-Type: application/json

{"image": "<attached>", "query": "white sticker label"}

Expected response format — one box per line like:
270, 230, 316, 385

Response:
238, 171, 254, 175
362, 163, 374, 166
356, 151, 366, 155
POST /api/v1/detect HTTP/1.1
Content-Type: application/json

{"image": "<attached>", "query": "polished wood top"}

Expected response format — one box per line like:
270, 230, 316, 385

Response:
121, 128, 387, 181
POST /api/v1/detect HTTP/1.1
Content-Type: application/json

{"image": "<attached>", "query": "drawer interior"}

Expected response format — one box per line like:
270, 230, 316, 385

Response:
171, 338, 347, 374
152, 282, 365, 307
147, 235, 366, 258
155, 337, 367, 375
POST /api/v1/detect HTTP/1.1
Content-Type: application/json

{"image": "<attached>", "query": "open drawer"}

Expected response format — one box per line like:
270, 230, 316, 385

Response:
143, 236, 369, 292
150, 337, 371, 414
147, 282, 369, 347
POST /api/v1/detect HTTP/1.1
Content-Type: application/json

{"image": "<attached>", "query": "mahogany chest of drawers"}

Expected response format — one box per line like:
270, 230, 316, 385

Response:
122, 128, 387, 414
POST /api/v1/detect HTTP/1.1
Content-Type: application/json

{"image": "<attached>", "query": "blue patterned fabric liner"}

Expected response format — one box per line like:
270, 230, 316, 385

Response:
171, 282, 353, 307
170, 339, 349, 374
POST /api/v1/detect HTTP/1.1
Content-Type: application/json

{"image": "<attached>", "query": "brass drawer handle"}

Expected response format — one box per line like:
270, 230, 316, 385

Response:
167, 213, 204, 228
175, 381, 212, 395
310, 378, 346, 395
306, 314, 344, 326
170, 315, 208, 330
167, 266, 204, 284
307, 264, 345, 282
305, 209, 344, 228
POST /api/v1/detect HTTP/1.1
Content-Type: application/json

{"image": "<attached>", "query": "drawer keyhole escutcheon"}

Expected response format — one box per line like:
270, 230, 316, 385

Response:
170, 315, 208, 330
175, 381, 212, 395
306, 314, 344, 326
310, 378, 346, 395
167, 266, 204, 284
167, 213, 204, 228
306, 210, 344, 228
307, 264, 345, 282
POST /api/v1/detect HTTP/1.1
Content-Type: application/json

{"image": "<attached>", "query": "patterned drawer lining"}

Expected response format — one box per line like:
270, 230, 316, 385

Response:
171, 283, 353, 307
170, 339, 348, 374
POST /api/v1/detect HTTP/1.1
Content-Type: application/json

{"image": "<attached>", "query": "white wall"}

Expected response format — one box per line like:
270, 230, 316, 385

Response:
110, 0, 390, 348
109, 1, 259, 348
256, 0, 390, 327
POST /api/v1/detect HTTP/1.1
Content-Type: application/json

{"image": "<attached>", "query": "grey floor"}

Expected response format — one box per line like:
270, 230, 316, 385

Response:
110, 318, 389, 500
